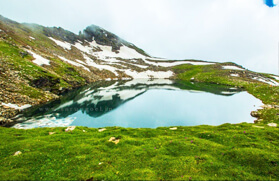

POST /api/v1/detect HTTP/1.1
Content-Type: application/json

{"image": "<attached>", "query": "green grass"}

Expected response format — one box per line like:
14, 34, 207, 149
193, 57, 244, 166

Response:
0, 40, 86, 98
172, 64, 279, 104
19, 84, 45, 99
0, 124, 278, 180
173, 64, 248, 87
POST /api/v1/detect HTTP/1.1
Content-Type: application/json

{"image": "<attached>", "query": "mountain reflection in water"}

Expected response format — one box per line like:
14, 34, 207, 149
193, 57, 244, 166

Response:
12, 79, 262, 129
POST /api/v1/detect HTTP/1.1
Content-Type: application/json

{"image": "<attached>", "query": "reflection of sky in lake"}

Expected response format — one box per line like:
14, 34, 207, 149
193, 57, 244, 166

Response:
12, 80, 263, 129
71, 89, 262, 128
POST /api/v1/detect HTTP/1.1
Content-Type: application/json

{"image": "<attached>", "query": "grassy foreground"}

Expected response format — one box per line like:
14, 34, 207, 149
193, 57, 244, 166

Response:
0, 124, 279, 180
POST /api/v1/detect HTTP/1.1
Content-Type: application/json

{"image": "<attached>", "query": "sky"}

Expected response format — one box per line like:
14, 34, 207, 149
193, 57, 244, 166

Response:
0, 0, 278, 74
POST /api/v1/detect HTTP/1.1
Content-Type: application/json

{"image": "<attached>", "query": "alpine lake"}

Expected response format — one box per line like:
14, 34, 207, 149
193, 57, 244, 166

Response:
11, 79, 263, 129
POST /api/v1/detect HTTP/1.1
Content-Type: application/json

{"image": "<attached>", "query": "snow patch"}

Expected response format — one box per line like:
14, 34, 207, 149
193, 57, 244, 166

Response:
147, 57, 167, 61
230, 74, 239, 77
252, 77, 279, 86
128, 62, 148, 69
27, 50, 50, 66
144, 59, 214, 67
75, 59, 87, 65
272, 76, 279, 81
29, 36, 35, 40
222, 66, 244, 71
123, 70, 173, 79
73, 42, 93, 54
188, 61, 215, 65
58, 56, 90, 72
49, 37, 72, 50
132, 64, 148, 69
2, 103, 31, 110
74, 40, 146, 60
83, 54, 119, 75
121, 77, 132, 80
115, 45, 146, 59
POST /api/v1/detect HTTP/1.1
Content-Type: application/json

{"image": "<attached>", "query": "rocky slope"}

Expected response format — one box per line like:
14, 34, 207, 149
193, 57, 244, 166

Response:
0, 15, 278, 125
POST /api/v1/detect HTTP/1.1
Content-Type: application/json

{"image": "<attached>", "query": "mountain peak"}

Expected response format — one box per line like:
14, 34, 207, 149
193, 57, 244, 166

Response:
82, 24, 126, 52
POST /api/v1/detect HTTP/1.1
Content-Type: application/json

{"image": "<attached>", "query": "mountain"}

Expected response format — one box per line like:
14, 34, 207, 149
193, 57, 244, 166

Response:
0, 15, 278, 125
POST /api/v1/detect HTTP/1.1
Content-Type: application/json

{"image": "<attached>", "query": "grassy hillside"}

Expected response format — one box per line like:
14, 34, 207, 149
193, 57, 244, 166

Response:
0, 36, 90, 123
0, 15, 104, 123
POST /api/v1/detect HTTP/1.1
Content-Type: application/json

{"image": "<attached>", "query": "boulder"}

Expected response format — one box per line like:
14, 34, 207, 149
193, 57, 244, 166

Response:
98, 128, 106, 132
267, 123, 277, 127
108, 137, 120, 144
65, 126, 76, 132
251, 111, 260, 118
13, 151, 22, 156
254, 119, 263, 123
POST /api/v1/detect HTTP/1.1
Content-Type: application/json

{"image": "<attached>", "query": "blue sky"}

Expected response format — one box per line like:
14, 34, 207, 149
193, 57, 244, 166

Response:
0, 0, 278, 74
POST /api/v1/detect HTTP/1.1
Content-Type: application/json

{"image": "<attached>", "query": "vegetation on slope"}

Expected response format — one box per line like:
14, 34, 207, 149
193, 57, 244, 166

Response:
0, 37, 88, 123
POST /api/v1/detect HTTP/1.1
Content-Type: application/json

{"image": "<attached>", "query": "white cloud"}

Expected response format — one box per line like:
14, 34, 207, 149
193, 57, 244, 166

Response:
0, 0, 278, 74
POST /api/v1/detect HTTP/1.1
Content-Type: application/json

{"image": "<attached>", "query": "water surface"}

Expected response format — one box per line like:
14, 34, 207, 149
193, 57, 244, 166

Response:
13, 79, 262, 128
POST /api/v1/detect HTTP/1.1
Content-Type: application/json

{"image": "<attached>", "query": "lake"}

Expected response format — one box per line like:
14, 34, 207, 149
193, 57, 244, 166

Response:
12, 79, 263, 129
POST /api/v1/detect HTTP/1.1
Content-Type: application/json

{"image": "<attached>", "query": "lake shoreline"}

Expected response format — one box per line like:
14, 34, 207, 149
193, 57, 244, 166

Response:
7, 79, 263, 129
0, 82, 92, 126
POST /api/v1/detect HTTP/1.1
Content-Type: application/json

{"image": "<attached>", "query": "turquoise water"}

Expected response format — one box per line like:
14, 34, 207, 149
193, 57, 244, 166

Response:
13, 79, 263, 129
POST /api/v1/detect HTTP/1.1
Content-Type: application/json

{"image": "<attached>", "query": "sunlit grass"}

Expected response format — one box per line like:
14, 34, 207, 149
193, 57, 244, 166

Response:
0, 124, 278, 180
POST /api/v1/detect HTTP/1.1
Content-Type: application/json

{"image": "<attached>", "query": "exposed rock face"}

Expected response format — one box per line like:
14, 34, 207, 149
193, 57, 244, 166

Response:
251, 111, 261, 118
41, 26, 80, 44
32, 76, 60, 90
83, 25, 124, 52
